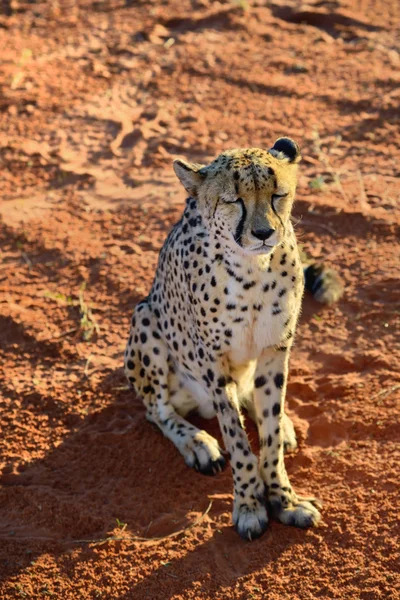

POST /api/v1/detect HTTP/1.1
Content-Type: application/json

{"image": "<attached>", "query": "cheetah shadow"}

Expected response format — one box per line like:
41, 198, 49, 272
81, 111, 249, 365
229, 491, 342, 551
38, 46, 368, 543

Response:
2, 355, 388, 594
0, 368, 312, 590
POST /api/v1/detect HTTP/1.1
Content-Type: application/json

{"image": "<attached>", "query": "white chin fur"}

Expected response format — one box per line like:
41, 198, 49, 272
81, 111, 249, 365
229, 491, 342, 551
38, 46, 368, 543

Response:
241, 244, 275, 256
228, 235, 276, 257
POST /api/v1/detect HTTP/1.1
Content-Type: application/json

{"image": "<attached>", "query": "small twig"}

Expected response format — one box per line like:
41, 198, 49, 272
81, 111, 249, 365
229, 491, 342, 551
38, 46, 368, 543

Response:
38, 327, 78, 342
79, 283, 100, 340
144, 520, 153, 537
0, 500, 213, 546
329, 169, 348, 203
370, 384, 400, 402
21, 252, 32, 268
84, 353, 93, 377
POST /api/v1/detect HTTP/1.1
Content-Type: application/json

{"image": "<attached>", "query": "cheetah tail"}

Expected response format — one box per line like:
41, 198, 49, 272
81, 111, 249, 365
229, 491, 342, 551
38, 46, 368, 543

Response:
303, 263, 344, 304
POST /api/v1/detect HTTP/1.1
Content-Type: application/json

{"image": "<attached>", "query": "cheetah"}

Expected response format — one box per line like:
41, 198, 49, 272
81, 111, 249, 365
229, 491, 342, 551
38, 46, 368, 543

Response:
124, 138, 343, 540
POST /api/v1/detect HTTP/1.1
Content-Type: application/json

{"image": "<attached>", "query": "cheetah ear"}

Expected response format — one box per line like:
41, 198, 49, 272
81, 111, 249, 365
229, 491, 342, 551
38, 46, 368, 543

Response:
269, 137, 301, 163
173, 159, 207, 196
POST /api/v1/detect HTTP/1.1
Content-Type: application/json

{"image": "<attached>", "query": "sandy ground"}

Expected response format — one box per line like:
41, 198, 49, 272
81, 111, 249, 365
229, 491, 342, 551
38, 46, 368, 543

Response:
0, 1, 399, 598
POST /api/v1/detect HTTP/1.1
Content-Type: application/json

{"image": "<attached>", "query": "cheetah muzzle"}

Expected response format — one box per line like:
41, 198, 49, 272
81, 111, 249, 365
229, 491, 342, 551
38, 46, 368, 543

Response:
125, 137, 343, 540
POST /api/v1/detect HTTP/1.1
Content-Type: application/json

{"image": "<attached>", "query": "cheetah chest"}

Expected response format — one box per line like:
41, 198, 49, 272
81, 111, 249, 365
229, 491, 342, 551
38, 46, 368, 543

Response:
210, 257, 303, 365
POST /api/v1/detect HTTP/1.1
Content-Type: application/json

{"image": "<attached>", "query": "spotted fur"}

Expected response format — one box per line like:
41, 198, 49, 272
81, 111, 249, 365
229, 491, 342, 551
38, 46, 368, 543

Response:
125, 138, 339, 540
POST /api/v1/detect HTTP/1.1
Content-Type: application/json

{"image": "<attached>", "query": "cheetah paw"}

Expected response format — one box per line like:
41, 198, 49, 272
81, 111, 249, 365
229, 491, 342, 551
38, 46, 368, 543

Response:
233, 500, 269, 541
269, 496, 322, 528
183, 430, 226, 476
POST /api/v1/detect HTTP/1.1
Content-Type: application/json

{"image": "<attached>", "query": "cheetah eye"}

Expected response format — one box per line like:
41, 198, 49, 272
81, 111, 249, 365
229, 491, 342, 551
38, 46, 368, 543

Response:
271, 193, 288, 209
271, 193, 288, 202
224, 197, 243, 204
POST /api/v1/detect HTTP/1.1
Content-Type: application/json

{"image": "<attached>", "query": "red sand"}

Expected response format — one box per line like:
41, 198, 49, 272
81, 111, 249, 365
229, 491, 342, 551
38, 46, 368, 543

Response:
0, 1, 399, 598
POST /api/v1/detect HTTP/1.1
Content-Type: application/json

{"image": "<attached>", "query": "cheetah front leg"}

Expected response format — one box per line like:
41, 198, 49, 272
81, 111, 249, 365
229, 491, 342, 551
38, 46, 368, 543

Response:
148, 402, 225, 476
253, 348, 321, 528
211, 377, 268, 540
125, 304, 225, 475
245, 398, 297, 453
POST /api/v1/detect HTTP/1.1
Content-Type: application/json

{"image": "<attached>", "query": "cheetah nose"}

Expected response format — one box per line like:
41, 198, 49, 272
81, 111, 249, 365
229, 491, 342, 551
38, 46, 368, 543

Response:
251, 227, 275, 241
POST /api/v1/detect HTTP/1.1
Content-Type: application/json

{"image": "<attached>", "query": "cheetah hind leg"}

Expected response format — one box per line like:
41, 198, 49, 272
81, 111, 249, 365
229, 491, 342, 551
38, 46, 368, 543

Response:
124, 305, 225, 476
168, 372, 218, 420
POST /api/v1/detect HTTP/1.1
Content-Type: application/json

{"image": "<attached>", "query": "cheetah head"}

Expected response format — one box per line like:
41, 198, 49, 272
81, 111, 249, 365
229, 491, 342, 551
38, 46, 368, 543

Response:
173, 138, 301, 256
